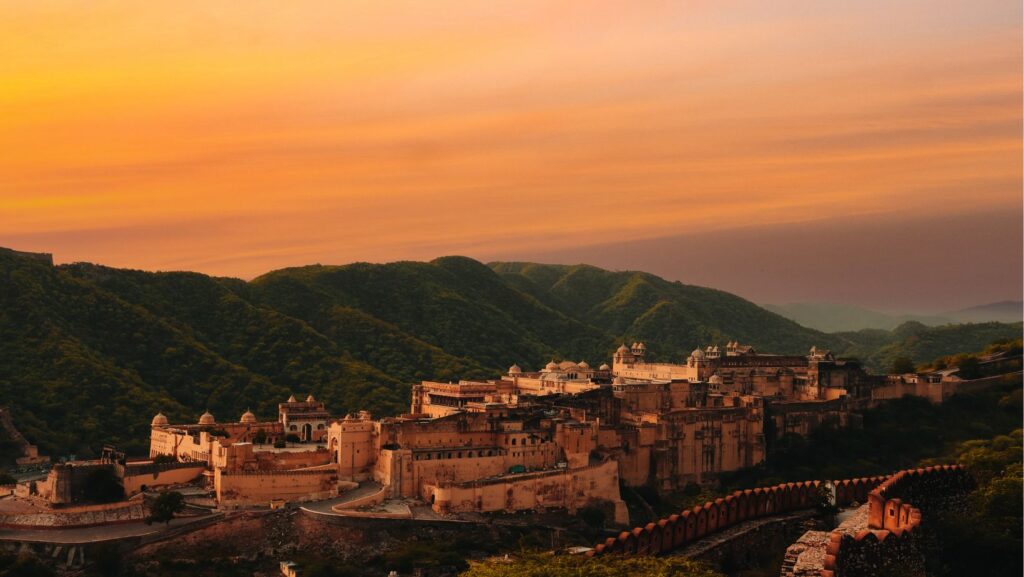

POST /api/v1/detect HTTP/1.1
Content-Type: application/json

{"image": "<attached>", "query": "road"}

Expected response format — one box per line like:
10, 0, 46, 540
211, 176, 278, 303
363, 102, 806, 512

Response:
0, 512, 221, 544
300, 481, 382, 514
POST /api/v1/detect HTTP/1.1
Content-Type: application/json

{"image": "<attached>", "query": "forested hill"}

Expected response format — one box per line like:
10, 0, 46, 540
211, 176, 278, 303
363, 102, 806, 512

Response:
1, 248, 1020, 458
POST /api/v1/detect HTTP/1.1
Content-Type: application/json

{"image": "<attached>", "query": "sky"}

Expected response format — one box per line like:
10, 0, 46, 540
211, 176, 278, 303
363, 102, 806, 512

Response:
2, 1, 1021, 311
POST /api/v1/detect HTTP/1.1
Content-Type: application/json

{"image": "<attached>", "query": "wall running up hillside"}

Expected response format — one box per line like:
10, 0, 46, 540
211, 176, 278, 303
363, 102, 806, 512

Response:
588, 475, 887, 557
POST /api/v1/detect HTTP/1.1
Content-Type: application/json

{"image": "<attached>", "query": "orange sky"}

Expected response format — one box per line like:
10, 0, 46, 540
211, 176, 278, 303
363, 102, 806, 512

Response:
1, 1, 1021, 306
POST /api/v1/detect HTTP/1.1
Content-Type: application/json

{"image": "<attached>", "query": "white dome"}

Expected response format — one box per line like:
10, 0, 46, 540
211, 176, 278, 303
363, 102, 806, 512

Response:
599, 363, 611, 371
709, 374, 723, 384
198, 411, 215, 426
691, 348, 706, 359
151, 412, 169, 427
577, 361, 590, 369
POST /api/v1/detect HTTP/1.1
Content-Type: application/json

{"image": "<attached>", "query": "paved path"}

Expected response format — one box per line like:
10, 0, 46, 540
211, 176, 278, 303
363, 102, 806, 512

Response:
299, 482, 382, 514
0, 513, 221, 545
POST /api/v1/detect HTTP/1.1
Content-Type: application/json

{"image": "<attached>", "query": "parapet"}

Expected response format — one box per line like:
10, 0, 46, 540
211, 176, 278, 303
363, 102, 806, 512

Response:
588, 474, 889, 558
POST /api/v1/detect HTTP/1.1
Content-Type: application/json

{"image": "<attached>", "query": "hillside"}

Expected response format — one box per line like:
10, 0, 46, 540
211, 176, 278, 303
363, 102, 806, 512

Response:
1, 249, 1020, 458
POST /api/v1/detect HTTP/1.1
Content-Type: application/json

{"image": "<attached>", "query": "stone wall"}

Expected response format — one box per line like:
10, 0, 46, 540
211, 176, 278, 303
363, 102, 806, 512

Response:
818, 464, 971, 577
589, 474, 888, 557
428, 459, 628, 523
0, 500, 147, 529
215, 468, 338, 505
120, 462, 207, 496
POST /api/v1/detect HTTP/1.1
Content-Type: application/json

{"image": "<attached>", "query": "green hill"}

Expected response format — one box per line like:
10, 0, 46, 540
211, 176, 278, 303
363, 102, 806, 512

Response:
1, 249, 1020, 458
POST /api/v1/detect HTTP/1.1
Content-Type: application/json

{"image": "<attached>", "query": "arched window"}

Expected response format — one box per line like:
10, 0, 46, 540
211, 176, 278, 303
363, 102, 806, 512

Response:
511, 438, 517, 446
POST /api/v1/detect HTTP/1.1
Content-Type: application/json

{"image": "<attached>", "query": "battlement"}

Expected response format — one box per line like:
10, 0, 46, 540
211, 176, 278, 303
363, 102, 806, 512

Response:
588, 474, 888, 557
820, 464, 971, 577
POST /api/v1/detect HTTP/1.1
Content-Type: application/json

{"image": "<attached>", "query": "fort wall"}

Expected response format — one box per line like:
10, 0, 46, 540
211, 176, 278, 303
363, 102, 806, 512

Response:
818, 464, 971, 577
119, 462, 207, 496
214, 468, 338, 506
429, 459, 628, 523
0, 500, 147, 529
589, 474, 888, 557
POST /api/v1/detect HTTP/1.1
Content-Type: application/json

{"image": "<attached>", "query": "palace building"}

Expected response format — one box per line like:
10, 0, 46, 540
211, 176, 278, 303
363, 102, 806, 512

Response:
128, 342, 963, 518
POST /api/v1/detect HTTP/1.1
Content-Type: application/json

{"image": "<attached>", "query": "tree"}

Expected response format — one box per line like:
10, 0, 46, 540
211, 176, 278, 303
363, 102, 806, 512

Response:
146, 491, 185, 525
253, 429, 268, 444
890, 356, 915, 374
461, 553, 723, 577
578, 506, 606, 529
957, 356, 981, 380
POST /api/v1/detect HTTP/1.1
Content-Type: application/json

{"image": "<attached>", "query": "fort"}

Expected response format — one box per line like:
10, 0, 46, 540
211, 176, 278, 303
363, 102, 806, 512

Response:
0, 342, 977, 534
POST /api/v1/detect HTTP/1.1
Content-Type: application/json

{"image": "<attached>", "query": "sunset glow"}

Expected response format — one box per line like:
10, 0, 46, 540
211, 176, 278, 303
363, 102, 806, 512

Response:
2, 1, 1020, 307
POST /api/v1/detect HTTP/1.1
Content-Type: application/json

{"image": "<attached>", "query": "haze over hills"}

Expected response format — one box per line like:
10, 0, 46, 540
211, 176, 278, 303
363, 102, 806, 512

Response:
764, 301, 1024, 333
1, 247, 1020, 458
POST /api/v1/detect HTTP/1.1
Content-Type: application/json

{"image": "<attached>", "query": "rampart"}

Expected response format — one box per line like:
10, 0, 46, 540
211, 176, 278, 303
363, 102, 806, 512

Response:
0, 500, 147, 529
589, 474, 887, 557
816, 464, 971, 577
118, 461, 207, 496
215, 468, 338, 506
429, 459, 628, 524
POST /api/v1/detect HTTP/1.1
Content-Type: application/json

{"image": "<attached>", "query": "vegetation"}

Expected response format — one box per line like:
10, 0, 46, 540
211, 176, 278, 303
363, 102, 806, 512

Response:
1, 249, 1019, 459
0, 551, 55, 577
924, 430, 1023, 577
721, 373, 1023, 488
461, 553, 723, 577
146, 491, 185, 525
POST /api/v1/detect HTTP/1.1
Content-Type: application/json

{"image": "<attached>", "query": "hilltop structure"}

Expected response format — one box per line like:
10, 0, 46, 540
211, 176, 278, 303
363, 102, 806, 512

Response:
3, 341, 973, 528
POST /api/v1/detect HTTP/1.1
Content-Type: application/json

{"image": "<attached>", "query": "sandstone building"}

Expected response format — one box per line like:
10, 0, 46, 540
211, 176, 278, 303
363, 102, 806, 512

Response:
8, 340, 968, 527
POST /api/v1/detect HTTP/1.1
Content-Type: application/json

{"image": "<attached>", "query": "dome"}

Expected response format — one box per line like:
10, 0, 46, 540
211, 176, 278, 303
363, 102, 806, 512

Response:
544, 360, 559, 371
151, 412, 169, 427
508, 364, 522, 374
198, 411, 215, 426
709, 374, 723, 385
287, 394, 297, 403
599, 363, 610, 371
240, 409, 256, 424
559, 360, 578, 370
577, 360, 590, 370
691, 348, 706, 359
306, 394, 316, 403
636, 342, 645, 350
613, 376, 626, 384
616, 344, 630, 354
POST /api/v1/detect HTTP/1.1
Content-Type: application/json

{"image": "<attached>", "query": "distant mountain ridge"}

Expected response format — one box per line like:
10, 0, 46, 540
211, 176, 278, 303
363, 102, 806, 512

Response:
765, 301, 1023, 332
1, 248, 1020, 458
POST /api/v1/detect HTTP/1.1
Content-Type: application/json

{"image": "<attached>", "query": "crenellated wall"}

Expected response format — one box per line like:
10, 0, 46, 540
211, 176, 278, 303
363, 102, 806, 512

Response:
589, 474, 888, 557
819, 464, 971, 577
